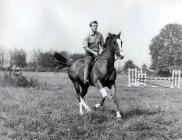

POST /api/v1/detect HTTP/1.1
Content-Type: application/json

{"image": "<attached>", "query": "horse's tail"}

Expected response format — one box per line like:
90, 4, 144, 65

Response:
54, 52, 71, 72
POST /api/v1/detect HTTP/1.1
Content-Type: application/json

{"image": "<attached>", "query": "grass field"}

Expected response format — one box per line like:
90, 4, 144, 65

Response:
0, 71, 182, 140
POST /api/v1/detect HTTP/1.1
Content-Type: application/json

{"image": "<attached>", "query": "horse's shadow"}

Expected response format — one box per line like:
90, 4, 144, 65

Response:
92, 107, 161, 120
121, 108, 160, 120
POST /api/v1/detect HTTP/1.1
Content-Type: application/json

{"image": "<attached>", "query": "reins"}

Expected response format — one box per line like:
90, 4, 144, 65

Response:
92, 36, 123, 64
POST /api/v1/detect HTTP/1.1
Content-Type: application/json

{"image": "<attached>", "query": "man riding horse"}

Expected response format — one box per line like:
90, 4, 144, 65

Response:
83, 20, 104, 84
54, 21, 124, 118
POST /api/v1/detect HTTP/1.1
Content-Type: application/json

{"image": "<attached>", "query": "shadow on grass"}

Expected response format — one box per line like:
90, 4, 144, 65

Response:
58, 111, 112, 139
26, 107, 178, 140
24, 106, 162, 140
59, 107, 161, 139
121, 107, 162, 120
92, 106, 161, 120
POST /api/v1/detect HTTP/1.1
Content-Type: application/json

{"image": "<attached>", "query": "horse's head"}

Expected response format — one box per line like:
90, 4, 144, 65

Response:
105, 32, 124, 59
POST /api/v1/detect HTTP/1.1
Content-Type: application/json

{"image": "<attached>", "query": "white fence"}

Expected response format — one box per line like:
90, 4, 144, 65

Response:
128, 68, 181, 88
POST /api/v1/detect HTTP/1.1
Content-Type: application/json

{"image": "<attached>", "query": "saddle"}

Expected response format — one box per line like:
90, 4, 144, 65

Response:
91, 56, 99, 66
88, 56, 100, 72
87, 55, 114, 82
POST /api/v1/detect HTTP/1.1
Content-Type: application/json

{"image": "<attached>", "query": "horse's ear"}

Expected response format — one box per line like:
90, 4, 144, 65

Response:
117, 32, 121, 38
108, 32, 112, 37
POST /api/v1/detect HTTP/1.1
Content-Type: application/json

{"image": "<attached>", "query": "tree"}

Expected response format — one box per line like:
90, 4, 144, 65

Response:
37, 51, 55, 71
30, 49, 42, 71
12, 49, 27, 77
70, 53, 84, 60
8, 50, 14, 77
123, 60, 137, 73
59, 51, 69, 59
142, 63, 148, 71
149, 23, 182, 70
0, 47, 5, 69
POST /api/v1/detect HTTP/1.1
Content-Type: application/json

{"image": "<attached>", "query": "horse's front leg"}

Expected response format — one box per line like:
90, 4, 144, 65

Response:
95, 80, 107, 108
109, 84, 121, 118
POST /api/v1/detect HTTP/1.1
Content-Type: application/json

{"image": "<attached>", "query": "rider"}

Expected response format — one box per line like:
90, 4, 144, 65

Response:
83, 20, 104, 84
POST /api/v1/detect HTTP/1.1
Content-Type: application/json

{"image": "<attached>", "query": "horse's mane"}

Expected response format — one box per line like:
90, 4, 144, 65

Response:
102, 36, 111, 49
100, 36, 112, 56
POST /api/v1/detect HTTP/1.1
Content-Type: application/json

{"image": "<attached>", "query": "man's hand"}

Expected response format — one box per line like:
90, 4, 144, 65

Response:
120, 55, 124, 59
93, 52, 99, 57
84, 47, 100, 56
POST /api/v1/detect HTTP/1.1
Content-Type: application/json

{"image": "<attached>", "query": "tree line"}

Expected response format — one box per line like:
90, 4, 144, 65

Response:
0, 48, 85, 73
149, 23, 182, 71
0, 23, 182, 75
124, 23, 182, 75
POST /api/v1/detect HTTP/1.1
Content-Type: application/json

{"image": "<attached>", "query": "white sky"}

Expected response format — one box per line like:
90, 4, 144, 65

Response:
1, 0, 182, 66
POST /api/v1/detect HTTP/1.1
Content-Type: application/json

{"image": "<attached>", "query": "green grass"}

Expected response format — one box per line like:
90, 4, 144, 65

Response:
0, 72, 182, 139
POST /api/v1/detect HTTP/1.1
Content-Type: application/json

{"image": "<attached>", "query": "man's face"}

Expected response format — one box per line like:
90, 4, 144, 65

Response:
90, 23, 98, 32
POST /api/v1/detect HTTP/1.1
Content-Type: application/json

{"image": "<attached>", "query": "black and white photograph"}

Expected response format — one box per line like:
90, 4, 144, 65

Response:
0, 0, 182, 139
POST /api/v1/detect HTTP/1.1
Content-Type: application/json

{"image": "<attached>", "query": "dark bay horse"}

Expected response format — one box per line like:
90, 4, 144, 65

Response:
54, 32, 124, 118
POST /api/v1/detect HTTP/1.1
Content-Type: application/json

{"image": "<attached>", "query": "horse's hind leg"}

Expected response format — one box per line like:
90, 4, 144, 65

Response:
72, 81, 83, 115
73, 81, 91, 115
109, 84, 121, 118
80, 84, 91, 112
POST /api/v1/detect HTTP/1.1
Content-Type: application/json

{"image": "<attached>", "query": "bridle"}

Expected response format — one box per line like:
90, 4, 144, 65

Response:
112, 38, 123, 62
95, 36, 124, 62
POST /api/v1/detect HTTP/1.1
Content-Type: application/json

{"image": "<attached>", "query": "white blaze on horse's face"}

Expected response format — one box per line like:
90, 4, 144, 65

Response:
116, 38, 124, 58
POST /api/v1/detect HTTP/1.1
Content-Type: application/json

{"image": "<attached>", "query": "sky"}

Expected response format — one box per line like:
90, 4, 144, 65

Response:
1, 0, 182, 67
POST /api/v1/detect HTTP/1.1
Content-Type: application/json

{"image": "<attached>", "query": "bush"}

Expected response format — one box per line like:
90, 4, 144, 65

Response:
158, 69, 171, 77
0, 73, 39, 88
17, 76, 29, 87
29, 78, 39, 88
123, 60, 138, 73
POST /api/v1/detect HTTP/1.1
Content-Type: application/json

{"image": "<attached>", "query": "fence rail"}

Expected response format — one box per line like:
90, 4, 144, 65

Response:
128, 68, 181, 88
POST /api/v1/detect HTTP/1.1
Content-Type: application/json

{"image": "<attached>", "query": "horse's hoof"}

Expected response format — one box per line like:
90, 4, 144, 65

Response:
116, 114, 121, 118
116, 112, 122, 118
95, 103, 101, 108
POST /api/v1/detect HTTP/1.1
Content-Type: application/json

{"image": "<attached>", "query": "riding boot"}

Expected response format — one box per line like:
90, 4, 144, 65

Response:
84, 65, 89, 84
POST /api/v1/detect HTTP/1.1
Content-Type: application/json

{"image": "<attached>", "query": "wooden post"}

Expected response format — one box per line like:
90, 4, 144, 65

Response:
170, 70, 174, 88
134, 68, 137, 86
132, 69, 134, 85
128, 68, 131, 86
175, 70, 177, 87
178, 70, 181, 88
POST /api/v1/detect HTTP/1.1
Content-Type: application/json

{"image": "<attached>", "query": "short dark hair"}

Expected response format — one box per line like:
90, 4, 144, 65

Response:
89, 20, 98, 27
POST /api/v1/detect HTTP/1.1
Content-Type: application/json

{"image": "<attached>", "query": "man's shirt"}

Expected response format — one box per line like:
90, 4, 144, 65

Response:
83, 31, 104, 53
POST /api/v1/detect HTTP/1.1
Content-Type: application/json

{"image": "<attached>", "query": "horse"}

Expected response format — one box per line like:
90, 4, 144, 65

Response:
54, 32, 124, 118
